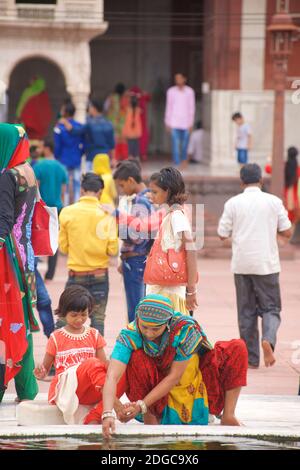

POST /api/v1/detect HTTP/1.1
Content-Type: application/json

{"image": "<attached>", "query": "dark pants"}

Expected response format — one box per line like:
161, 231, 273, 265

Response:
45, 207, 62, 280
122, 255, 146, 323
171, 128, 189, 165
237, 149, 248, 164
45, 251, 58, 280
35, 267, 54, 338
55, 272, 109, 336
234, 273, 281, 367
127, 139, 140, 158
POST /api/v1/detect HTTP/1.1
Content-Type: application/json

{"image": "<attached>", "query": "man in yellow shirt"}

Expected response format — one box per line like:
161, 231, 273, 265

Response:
58, 172, 118, 335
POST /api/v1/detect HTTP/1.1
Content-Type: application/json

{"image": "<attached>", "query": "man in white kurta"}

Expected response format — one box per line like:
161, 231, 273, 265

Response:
218, 164, 292, 368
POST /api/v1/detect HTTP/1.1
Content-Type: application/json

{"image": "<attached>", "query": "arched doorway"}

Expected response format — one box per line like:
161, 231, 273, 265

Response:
8, 56, 70, 139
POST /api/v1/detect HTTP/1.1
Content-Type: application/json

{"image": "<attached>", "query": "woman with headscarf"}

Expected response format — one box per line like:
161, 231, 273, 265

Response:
0, 123, 39, 402
105, 83, 129, 162
284, 147, 300, 222
102, 294, 248, 438
93, 153, 117, 206
265, 146, 300, 222
130, 86, 151, 161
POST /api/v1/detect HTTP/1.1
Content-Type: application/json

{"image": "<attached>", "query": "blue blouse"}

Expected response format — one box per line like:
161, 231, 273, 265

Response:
111, 313, 209, 365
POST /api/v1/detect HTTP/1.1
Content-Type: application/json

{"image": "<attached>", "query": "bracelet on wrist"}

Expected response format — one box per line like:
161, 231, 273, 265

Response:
186, 288, 197, 296
101, 410, 116, 420
136, 400, 147, 415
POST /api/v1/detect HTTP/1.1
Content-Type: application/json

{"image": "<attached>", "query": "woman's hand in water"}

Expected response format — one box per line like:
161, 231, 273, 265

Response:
33, 364, 48, 379
102, 417, 115, 439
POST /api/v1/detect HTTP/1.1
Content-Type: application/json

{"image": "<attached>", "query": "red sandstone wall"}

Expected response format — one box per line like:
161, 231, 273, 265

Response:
264, 0, 300, 90
203, 0, 242, 90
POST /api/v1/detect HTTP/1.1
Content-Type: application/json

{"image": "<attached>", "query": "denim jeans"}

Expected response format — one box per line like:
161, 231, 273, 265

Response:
122, 255, 146, 323
85, 160, 93, 172
127, 139, 140, 158
35, 265, 54, 338
171, 128, 190, 166
45, 251, 58, 281
45, 207, 62, 280
237, 149, 248, 164
55, 273, 109, 336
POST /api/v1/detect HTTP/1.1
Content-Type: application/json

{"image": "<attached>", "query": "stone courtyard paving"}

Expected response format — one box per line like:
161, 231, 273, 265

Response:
2, 253, 300, 441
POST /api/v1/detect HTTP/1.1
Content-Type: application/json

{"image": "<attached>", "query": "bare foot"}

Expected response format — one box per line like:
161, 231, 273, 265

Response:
144, 411, 159, 425
262, 340, 276, 367
220, 415, 243, 426
248, 364, 259, 369
179, 161, 188, 171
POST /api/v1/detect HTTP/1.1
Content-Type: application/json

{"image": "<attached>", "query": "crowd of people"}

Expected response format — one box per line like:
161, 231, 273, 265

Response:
0, 122, 250, 437
0, 73, 299, 438
29, 72, 205, 210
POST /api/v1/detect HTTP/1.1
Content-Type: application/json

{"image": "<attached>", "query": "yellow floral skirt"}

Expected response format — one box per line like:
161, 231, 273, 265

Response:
161, 354, 209, 425
146, 285, 189, 315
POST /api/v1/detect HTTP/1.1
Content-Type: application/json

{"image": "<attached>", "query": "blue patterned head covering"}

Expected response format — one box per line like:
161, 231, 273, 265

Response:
136, 294, 174, 327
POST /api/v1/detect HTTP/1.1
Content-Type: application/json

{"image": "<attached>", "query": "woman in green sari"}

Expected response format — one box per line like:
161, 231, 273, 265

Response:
0, 123, 39, 402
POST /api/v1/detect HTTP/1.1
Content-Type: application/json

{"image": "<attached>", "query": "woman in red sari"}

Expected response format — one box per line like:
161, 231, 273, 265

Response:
102, 294, 248, 438
265, 146, 300, 222
130, 86, 151, 161
106, 83, 129, 162
284, 147, 300, 222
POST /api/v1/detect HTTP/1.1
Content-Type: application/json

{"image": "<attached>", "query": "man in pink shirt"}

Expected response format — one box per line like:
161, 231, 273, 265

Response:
165, 73, 196, 168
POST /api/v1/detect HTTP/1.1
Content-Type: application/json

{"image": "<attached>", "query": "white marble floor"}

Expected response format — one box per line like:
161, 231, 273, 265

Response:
1, 394, 300, 440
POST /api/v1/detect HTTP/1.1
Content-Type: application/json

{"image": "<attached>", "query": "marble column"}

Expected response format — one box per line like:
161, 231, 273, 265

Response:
209, 0, 267, 169
66, 42, 91, 123
69, 91, 89, 124
240, 0, 267, 91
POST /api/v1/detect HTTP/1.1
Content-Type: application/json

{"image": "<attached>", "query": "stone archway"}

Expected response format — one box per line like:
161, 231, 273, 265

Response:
8, 56, 70, 139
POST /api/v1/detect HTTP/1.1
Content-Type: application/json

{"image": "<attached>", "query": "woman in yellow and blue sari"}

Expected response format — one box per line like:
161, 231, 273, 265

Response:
102, 294, 248, 438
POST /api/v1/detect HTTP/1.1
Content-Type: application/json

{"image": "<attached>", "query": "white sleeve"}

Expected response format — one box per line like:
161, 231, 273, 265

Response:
217, 200, 233, 238
277, 200, 292, 232
171, 210, 192, 235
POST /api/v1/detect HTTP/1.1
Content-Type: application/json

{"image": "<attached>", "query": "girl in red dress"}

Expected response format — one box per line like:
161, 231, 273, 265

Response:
34, 285, 125, 424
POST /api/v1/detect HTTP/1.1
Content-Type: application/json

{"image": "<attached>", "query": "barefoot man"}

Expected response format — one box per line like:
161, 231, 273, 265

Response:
218, 164, 292, 368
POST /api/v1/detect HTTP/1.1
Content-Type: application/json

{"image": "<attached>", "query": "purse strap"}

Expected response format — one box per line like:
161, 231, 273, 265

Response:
160, 207, 186, 253
32, 172, 42, 202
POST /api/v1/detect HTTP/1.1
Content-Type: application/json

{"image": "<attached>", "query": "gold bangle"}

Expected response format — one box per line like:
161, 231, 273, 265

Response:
136, 400, 147, 415
101, 410, 116, 420
186, 289, 197, 296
